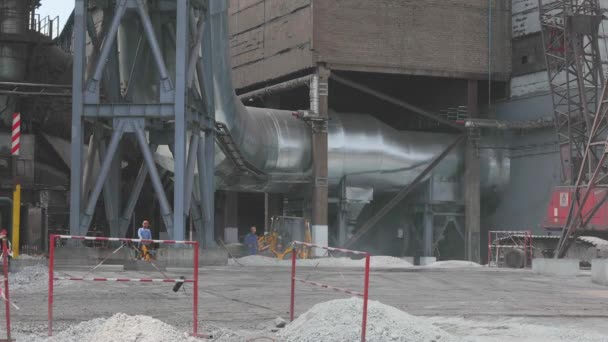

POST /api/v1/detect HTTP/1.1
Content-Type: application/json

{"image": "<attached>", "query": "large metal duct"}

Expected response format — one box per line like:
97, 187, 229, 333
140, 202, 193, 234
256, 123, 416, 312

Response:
151, 1, 510, 196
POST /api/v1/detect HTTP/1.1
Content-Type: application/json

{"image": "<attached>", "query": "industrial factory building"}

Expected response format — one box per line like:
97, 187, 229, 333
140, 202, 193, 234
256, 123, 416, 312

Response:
0, 0, 540, 261
1, 0, 608, 340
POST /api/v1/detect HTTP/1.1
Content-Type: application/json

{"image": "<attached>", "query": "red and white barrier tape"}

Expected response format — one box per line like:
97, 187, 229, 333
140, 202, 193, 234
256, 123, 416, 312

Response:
53, 277, 194, 283
292, 241, 369, 256
55, 235, 196, 245
293, 277, 363, 297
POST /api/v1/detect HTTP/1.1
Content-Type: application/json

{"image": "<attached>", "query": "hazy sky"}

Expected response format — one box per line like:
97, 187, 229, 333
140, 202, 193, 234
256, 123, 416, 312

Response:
37, 1, 74, 31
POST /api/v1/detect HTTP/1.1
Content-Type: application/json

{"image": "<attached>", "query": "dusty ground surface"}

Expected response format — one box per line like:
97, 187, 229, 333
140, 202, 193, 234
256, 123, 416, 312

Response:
1, 263, 608, 340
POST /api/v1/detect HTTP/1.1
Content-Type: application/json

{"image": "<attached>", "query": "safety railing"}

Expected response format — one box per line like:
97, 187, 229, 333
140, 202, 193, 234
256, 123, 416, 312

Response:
47, 235, 205, 337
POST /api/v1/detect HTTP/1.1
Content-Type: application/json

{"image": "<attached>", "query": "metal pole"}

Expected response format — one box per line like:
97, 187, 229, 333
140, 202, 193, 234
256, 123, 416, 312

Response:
361, 253, 370, 342
2, 239, 11, 341
193, 241, 199, 336
290, 245, 297, 321
70, 0, 87, 236
11, 184, 20, 257
48, 234, 55, 336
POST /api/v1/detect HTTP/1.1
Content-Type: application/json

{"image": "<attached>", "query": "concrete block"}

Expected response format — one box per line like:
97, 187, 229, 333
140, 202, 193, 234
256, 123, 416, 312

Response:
592, 259, 608, 286
532, 258, 579, 277
419, 257, 437, 266
401, 257, 414, 265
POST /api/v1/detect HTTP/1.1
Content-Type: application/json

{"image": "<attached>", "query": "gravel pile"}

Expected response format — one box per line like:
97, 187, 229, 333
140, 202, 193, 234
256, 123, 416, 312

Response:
425, 261, 482, 269
10, 264, 49, 291
23, 313, 198, 342
278, 297, 457, 342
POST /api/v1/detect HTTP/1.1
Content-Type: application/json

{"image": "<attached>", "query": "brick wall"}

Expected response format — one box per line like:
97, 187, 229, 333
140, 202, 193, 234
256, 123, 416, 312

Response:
228, 0, 314, 89
313, 0, 511, 80
228, 0, 512, 89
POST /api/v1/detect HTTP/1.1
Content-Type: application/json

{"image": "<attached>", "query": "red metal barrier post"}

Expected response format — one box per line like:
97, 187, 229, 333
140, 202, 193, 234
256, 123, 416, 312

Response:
2, 238, 11, 341
47, 234, 55, 336
290, 244, 297, 321
192, 241, 199, 337
361, 253, 370, 342
290, 241, 370, 342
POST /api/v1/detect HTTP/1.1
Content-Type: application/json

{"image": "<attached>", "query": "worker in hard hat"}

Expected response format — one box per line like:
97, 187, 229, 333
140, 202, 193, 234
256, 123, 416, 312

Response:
244, 226, 258, 255
137, 220, 153, 261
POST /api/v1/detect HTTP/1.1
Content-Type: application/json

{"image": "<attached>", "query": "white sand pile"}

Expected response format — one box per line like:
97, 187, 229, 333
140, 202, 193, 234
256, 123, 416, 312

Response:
426, 260, 482, 269
228, 255, 412, 269
278, 298, 457, 342
38, 313, 197, 342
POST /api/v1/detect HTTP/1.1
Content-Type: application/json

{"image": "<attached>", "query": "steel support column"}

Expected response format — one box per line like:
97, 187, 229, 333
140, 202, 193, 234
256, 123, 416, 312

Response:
172, 0, 189, 241
311, 66, 330, 256
197, 131, 216, 248
422, 206, 433, 257
465, 80, 481, 263
69, 0, 87, 236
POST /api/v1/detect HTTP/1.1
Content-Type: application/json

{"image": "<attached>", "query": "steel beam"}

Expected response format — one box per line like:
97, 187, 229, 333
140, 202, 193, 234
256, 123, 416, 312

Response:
239, 75, 313, 101
84, 103, 176, 117
311, 67, 330, 255
79, 121, 125, 234
197, 131, 216, 248
465, 79, 481, 263
172, 0, 189, 242
85, 0, 128, 101
184, 133, 200, 214
70, 0, 87, 236
344, 135, 466, 249
134, 123, 175, 237
117, 145, 156, 237
331, 74, 465, 131
135, 0, 174, 98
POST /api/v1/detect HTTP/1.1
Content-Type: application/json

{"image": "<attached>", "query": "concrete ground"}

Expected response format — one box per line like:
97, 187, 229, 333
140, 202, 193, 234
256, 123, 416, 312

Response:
4, 264, 608, 340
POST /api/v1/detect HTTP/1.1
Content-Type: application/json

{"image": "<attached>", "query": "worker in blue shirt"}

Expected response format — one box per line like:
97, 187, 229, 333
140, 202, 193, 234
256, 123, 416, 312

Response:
244, 226, 258, 255
137, 220, 153, 261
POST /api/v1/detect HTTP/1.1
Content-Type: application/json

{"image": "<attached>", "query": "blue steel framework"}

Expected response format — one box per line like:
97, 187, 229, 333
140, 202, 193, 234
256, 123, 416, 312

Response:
70, 0, 215, 246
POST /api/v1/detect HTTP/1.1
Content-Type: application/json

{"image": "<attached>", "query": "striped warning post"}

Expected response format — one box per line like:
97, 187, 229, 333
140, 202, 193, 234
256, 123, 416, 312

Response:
11, 113, 20, 156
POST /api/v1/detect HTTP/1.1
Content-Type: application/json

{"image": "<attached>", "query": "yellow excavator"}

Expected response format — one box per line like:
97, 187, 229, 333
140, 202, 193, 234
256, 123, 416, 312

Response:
258, 216, 312, 260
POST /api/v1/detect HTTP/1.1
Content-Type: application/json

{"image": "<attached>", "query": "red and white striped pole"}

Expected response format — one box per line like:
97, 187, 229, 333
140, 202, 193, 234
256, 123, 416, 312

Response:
11, 113, 20, 156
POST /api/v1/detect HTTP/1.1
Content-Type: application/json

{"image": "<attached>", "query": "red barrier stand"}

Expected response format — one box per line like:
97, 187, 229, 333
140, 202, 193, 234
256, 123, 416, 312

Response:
47, 234, 204, 338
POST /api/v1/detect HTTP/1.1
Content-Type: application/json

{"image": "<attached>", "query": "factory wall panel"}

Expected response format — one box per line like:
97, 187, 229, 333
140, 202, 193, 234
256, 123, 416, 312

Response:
313, 0, 511, 80
512, 34, 545, 76
488, 94, 560, 232
229, 0, 313, 89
